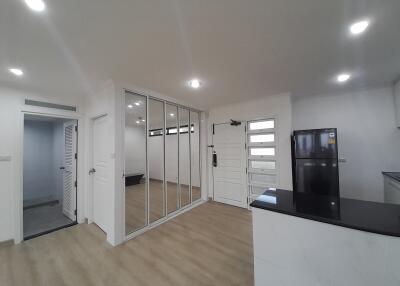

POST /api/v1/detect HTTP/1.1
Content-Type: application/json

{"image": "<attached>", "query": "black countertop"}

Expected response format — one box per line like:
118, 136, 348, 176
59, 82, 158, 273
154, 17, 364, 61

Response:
382, 172, 400, 183
250, 189, 400, 237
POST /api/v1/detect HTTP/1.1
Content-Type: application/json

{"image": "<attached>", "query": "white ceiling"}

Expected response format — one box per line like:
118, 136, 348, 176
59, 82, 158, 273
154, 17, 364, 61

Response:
1, 0, 399, 110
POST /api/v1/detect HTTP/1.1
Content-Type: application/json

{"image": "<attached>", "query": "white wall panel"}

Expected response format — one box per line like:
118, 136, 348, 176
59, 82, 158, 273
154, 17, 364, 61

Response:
292, 86, 400, 202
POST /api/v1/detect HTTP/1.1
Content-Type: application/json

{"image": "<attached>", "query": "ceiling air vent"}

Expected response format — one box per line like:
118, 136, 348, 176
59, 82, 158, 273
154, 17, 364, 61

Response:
25, 99, 77, 112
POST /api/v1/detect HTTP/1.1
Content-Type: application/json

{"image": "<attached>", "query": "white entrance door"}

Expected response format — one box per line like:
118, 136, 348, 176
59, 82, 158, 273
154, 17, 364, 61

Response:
92, 115, 110, 233
213, 123, 247, 208
63, 121, 77, 221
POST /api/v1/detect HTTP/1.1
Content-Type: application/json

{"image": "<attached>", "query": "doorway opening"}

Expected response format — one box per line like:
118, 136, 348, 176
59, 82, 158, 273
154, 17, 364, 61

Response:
23, 114, 78, 240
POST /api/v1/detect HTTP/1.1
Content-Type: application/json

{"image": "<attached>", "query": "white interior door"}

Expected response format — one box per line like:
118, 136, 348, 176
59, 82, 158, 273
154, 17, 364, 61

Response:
213, 123, 247, 208
92, 115, 110, 233
63, 121, 77, 221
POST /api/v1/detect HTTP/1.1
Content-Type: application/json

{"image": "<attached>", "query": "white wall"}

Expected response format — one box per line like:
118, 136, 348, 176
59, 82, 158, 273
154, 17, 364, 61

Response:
292, 86, 400, 202
23, 120, 58, 203
0, 158, 12, 242
207, 93, 293, 198
394, 79, 400, 127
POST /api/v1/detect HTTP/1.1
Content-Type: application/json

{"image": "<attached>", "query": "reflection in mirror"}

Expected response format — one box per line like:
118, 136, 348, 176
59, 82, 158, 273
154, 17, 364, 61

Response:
125, 92, 147, 234
166, 104, 179, 214
179, 108, 191, 207
149, 99, 165, 223
190, 111, 201, 202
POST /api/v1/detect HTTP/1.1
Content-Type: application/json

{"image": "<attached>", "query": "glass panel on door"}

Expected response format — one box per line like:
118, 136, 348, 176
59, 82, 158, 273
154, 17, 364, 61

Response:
125, 92, 147, 234
148, 99, 165, 223
190, 111, 201, 202
179, 108, 191, 207
166, 104, 179, 214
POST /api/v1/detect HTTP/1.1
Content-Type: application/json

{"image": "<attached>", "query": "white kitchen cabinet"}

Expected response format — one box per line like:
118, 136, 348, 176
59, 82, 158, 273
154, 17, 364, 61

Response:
384, 175, 400, 204
395, 79, 400, 127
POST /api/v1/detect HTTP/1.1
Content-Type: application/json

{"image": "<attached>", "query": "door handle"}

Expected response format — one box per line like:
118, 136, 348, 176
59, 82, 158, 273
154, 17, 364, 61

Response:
60, 167, 65, 170
89, 168, 96, 175
213, 152, 218, 167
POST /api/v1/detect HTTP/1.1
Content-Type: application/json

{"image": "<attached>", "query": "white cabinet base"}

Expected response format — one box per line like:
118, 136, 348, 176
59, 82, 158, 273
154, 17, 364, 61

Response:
252, 208, 400, 286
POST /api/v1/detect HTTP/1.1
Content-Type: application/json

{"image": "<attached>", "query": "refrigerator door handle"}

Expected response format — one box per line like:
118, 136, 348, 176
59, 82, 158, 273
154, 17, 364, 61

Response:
293, 136, 296, 153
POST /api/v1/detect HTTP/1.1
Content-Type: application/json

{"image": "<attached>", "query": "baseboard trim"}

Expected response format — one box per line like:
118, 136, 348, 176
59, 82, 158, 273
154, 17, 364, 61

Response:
0, 239, 14, 248
24, 221, 78, 241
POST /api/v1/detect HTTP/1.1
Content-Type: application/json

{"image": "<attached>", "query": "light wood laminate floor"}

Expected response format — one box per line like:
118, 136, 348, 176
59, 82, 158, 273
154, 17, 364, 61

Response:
0, 201, 253, 286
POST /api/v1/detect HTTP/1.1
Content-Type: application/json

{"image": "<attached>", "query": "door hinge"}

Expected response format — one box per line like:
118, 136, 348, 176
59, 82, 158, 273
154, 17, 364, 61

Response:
74, 209, 77, 215
212, 124, 215, 135
74, 181, 77, 188
246, 167, 248, 174
245, 143, 247, 149
75, 153, 77, 160
75, 125, 78, 132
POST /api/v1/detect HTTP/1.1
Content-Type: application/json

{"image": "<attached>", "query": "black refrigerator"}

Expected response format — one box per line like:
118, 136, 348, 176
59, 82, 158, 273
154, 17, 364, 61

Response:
292, 128, 339, 197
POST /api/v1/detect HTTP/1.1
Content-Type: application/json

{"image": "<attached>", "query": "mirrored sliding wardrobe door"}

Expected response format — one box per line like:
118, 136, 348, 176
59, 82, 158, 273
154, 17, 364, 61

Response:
125, 92, 147, 234
190, 111, 201, 202
179, 108, 191, 208
166, 104, 179, 214
148, 99, 166, 223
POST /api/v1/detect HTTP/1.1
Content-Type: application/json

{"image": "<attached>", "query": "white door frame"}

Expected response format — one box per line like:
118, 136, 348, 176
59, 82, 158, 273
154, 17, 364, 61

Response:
211, 122, 248, 208
89, 113, 110, 234
16, 107, 84, 243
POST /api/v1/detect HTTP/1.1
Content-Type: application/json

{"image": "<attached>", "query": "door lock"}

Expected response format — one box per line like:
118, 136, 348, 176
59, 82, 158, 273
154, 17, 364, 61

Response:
89, 168, 96, 175
213, 151, 218, 167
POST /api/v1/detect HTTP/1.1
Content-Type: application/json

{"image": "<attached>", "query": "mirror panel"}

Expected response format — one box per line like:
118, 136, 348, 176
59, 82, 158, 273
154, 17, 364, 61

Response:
148, 99, 165, 223
125, 92, 147, 234
166, 104, 179, 214
179, 108, 191, 208
190, 111, 201, 202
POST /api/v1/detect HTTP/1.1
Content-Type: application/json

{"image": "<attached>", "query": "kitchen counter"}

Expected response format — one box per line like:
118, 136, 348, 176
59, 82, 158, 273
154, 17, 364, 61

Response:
251, 189, 400, 285
250, 189, 400, 237
383, 171, 400, 183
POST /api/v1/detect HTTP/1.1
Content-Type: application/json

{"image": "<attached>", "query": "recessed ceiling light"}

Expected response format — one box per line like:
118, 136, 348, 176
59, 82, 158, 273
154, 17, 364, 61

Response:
134, 102, 140, 106
188, 79, 201, 89
170, 113, 175, 117
141, 119, 145, 122
25, 0, 46, 12
349, 20, 369, 35
336, 73, 351, 83
136, 120, 140, 124
9, 68, 24, 77
127, 104, 133, 109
